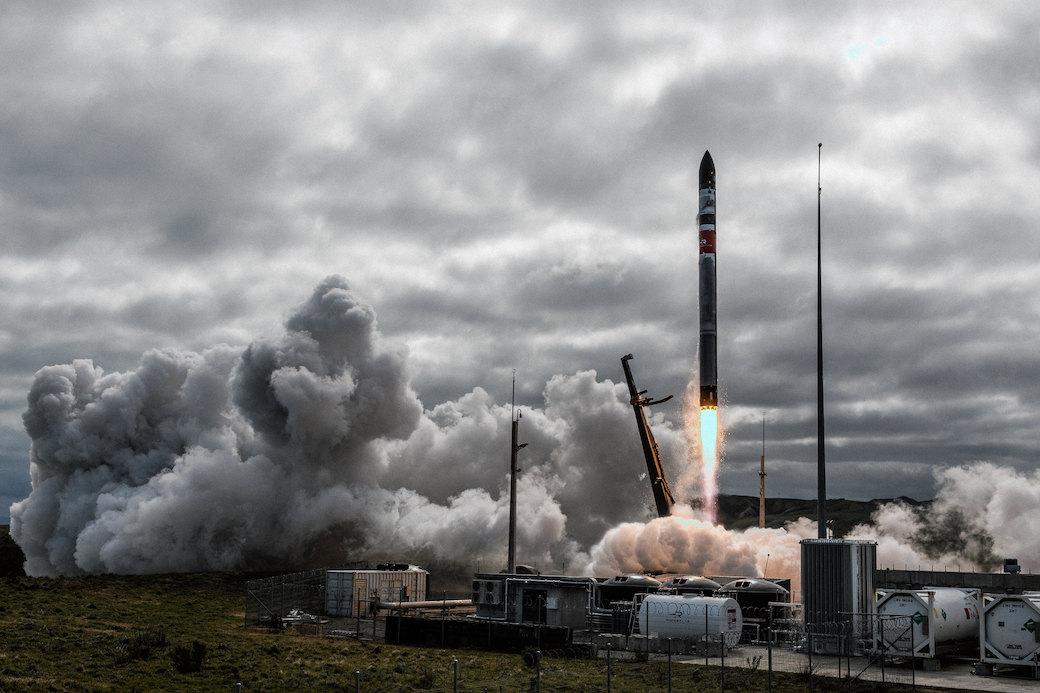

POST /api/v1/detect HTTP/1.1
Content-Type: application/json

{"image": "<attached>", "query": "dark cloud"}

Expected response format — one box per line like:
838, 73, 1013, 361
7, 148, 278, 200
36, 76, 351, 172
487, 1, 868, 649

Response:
1, 1, 1039, 518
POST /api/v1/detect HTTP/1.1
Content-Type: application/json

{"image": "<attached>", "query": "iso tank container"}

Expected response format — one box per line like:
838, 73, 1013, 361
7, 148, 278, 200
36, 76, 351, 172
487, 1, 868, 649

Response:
326, 568, 429, 617
637, 595, 742, 649
981, 592, 1040, 667
875, 587, 979, 658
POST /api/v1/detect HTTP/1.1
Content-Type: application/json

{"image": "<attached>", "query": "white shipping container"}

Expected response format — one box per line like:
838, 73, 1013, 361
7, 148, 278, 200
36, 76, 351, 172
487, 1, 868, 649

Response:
326, 568, 429, 617
875, 587, 979, 658
637, 595, 743, 649
981, 592, 1040, 666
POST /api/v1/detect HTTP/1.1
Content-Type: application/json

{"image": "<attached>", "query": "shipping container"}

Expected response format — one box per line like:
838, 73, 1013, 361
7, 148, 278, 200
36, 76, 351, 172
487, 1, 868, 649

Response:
325, 566, 428, 617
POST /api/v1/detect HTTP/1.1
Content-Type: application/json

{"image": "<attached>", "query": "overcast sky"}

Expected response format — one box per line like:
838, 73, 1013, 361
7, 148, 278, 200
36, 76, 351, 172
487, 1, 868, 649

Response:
2, 1, 1039, 520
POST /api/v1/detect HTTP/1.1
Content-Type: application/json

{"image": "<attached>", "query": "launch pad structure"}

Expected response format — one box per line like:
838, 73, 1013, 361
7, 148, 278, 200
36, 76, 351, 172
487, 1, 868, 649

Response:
620, 353, 675, 517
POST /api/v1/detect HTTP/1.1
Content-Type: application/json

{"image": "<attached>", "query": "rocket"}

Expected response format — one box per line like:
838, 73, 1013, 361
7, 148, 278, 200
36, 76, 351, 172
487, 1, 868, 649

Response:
698, 150, 717, 408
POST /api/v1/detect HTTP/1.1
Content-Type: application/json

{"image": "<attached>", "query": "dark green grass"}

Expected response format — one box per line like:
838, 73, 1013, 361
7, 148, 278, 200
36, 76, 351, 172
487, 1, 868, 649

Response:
0, 573, 931, 691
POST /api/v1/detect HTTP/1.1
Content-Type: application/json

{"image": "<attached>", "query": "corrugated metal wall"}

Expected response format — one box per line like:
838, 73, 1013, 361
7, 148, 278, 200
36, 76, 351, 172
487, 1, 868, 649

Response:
325, 569, 429, 617
801, 539, 876, 653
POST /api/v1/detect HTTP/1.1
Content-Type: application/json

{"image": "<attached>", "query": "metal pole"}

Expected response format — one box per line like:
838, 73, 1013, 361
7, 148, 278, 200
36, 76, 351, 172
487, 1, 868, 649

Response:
759, 414, 766, 528
879, 617, 885, 684
535, 650, 541, 692
606, 642, 612, 693
720, 626, 725, 693
704, 608, 709, 666
667, 637, 672, 693
441, 592, 447, 646
354, 670, 361, 692
453, 657, 459, 693
537, 595, 542, 650
507, 372, 519, 574
807, 623, 813, 692
816, 142, 827, 539
645, 597, 650, 656
910, 617, 915, 690
766, 608, 773, 693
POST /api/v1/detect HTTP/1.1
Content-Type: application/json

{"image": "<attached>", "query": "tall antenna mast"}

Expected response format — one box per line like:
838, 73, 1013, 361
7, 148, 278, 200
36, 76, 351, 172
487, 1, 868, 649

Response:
507, 370, 526, 573
816, 143, 827, 540
759, 413, 766, 528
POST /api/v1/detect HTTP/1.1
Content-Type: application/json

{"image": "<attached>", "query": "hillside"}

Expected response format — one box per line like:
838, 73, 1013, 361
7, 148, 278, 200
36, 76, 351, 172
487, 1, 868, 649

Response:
0, 525, 26, 577
714, 494, 930, 537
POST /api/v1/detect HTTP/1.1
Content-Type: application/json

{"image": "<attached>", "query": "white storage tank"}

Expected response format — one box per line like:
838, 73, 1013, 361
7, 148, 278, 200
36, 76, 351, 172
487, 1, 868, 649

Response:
980, 592, 1040, 666
637, 595, 742, 649
875, 587, 980, 658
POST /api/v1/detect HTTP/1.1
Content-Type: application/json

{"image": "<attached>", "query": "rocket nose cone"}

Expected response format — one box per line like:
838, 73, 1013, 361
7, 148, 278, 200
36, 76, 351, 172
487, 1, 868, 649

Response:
699, 150, 715, 181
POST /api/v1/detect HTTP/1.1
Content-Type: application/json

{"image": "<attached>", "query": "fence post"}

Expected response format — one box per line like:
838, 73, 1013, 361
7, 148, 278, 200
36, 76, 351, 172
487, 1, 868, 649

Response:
441, 592, 447, 647
807, 620, 813, 693
535, 649, 541, 692
766, 608, 773, 693
645, 598, 650, 656
453, 657, 459, 693
354, 670, 361, 692
802, 616, 811, 686
704, 607, 709, 667
910, 617, 915, 691
372, 600, 376, 640
606, 641, 612, 693
667, 637, 672, 693
720, 624, 725, 693
879, 617, 885, 684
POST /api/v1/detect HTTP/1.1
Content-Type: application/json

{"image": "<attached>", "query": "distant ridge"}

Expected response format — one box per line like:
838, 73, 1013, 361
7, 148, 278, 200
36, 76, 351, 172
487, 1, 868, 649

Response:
711, 494, 931, 538
0, 524, 26, 576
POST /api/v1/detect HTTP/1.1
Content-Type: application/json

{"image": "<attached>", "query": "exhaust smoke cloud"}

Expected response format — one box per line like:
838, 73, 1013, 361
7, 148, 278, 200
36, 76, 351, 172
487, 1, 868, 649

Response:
9, 278, 1040, 583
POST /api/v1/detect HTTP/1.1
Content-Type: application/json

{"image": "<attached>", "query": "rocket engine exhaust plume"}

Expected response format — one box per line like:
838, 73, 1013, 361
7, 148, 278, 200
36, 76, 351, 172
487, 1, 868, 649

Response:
699, 407, 719, 523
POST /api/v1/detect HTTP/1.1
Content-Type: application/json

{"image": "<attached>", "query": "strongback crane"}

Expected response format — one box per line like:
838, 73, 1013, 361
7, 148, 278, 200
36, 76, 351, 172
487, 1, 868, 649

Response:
620, 354, 676, 517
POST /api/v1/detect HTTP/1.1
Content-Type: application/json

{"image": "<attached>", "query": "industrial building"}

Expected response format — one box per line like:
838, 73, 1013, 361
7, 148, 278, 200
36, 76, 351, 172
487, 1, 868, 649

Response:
326, 564, 429, 617
245, 564, 429, 627
471, 572, 596, 629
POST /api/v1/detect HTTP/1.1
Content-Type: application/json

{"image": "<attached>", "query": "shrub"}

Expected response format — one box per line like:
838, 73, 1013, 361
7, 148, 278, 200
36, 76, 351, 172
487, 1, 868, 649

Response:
115, 627, 168, 662
171, 640, 207, 674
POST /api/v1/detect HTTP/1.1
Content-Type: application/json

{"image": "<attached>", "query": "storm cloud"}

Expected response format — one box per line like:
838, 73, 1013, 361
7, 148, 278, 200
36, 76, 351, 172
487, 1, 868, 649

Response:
2, 1, 1040, 526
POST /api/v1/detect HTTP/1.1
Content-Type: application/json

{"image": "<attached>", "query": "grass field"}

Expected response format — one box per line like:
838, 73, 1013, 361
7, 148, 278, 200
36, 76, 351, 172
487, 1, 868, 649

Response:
0, 572, 933, 691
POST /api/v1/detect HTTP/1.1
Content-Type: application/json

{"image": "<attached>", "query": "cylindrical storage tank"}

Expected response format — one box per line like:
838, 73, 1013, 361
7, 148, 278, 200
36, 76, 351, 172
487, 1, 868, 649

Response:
637, 595, 742, 649
875, 588, 980, 658
981, 592, 1040, 665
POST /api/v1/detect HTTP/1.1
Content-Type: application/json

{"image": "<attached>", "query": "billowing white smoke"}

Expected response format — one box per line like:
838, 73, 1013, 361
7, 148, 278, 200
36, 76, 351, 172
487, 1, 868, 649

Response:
9, 277, 666, 575
586, 508, 811, 587
848, 463, 1040, 573
10, 277, 1039, 581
